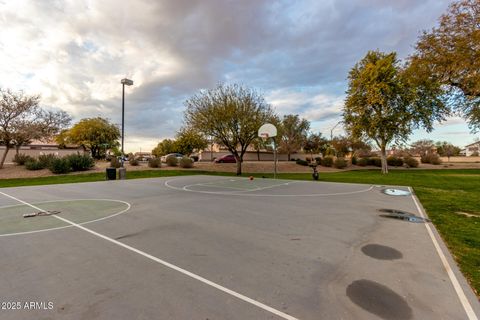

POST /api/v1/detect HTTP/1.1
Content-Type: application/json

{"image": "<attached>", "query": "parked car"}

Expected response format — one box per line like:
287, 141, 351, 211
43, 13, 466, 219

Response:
161, 153, 184, 162
214, 154, 236, 163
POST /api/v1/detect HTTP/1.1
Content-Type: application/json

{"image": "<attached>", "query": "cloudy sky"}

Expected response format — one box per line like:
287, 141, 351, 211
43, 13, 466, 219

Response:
0, 0, 476, 152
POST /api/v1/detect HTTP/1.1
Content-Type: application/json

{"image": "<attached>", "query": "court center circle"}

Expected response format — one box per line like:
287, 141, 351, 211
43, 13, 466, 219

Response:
0, 199, 130, 237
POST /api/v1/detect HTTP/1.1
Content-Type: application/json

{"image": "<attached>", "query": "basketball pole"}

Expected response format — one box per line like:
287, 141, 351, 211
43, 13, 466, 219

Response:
273, 138, 277, 179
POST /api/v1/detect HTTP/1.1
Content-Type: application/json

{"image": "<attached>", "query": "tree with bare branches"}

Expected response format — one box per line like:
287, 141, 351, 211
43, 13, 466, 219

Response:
0, 89, 71, 168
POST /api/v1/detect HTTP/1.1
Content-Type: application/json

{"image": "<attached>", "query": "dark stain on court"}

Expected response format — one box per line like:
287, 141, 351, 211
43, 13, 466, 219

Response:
347, 279, 413, 320
361, 244, 403, 260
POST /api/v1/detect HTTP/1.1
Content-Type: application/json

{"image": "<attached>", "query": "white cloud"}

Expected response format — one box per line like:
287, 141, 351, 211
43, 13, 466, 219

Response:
0, 0, 455, 152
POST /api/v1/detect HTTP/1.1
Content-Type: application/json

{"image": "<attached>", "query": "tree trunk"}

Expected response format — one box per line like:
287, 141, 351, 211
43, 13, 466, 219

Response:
15, 145, 20, 155
257, 149, 260, 161
0, 145, 11, 169
380, 145, 388, 174
287, 152, 291, 161
235, 155, 242, 175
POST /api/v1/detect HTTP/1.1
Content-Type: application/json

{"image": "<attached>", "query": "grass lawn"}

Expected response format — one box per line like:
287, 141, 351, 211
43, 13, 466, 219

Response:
0, 168, 478, 297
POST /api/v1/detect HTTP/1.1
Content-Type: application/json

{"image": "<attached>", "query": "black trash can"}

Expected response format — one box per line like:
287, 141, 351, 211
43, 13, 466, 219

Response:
106, 167, 117, 180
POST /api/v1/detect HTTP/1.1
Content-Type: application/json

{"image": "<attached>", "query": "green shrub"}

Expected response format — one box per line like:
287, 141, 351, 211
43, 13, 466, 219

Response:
421, 153, 442, 165
321, 156, 334, 167
38, 154, 57, 168
110, 157, 122, 168
334, 157, 348, 169
387, 156, 403, 167
148, 157, 161, 168
13, 153, 34, 165
49, 158, 71, 174
357, 158, 368, 166
25, 159, 45, 170
179, 157, 194, 168
296, 159, 309, 166
403, 156, 419, 168
290, 158, 296, 161
315, 157, 322, 164
166, 156, 178, 166
371, 157, 382, 167
428, 153, 442, 165
129, 158, 140, 166
351, 156, 357, 165
66, 154, 95, 171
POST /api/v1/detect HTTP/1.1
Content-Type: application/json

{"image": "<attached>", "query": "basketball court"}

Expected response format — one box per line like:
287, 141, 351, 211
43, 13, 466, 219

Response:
0, 175, 478, 319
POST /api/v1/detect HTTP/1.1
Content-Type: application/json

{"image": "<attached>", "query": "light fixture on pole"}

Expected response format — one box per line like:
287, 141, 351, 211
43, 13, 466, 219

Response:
120, 78, 133, 167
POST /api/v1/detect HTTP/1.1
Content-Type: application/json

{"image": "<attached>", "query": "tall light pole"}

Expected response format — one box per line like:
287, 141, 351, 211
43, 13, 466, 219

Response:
120, 78, 133, 167
330, 121, 342, 157
330, 121, 342, 142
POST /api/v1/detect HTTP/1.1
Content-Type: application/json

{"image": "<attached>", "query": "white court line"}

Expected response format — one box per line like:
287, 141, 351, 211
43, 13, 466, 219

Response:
184, 180, 298, 194
409, 187, 478, 320
188, 183, 253, 191
0, 191, 298, 320
165, 178, 374, 197
0, 199, 131, 237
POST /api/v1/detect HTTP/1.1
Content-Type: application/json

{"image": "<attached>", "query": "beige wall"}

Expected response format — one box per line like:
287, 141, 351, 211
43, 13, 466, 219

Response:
0, 147, 86, 164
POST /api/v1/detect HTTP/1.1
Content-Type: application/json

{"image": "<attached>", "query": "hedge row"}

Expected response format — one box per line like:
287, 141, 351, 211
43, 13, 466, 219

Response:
296, 156, 348, 169
14, 153, 94, 174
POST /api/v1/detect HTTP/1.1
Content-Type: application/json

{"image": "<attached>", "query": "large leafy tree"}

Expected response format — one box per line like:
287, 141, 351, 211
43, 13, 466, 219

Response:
343, 50, 448, 173
410, 139, 435, 157
184, 84, 275, 175
61, 117, 120, 159
174, 128, 208, 156
303, 132, 328, 159
409, 0, 480, 130
435, 141, 461, 161
152, 139, 177, 157
278, 114, 310, 160
0, 89, 70, 168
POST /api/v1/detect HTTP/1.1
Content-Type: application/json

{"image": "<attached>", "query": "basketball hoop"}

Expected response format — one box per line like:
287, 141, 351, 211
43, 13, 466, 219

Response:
258, 123, 278, 179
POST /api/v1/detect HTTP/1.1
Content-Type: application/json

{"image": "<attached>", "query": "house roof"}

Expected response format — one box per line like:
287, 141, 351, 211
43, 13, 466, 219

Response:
465, 141, 480, 147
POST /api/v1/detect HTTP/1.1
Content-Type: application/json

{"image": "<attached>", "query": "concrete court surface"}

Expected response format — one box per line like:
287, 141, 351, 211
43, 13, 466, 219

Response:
0, 175, 478, 320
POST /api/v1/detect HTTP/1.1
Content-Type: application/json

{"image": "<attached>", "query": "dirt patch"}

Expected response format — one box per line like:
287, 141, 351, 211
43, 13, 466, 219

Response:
455, 212, 480, 218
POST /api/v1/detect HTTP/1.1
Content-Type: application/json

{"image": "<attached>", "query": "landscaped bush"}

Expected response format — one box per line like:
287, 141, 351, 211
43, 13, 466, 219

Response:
148, 157, 161, 168
290, 158, 296, 161
315, 157, 322, 164
66, 154, 94, 171
321, 156, 334, 167
179, 157, 194, 168
38, 154, 57, 168
110, 157, 122, 168
13, 153, 34, 165
334, 157, 348, 169
129, 158, 140, 166
49, 158, 71, 174
190, 155, 199, 162
25, 159, 45, 170
357, 158, 368, 166
387, 156, 403, 167
428, 154, 442, 165
296, 159, 309, 166
371, 157, 382, 167
403, 156, 419, 168
471, 151, 479, 157
166, 156, 178, 167
421, 153, 442, 165
351, 156, 357, 165
305, 157, 312, 162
